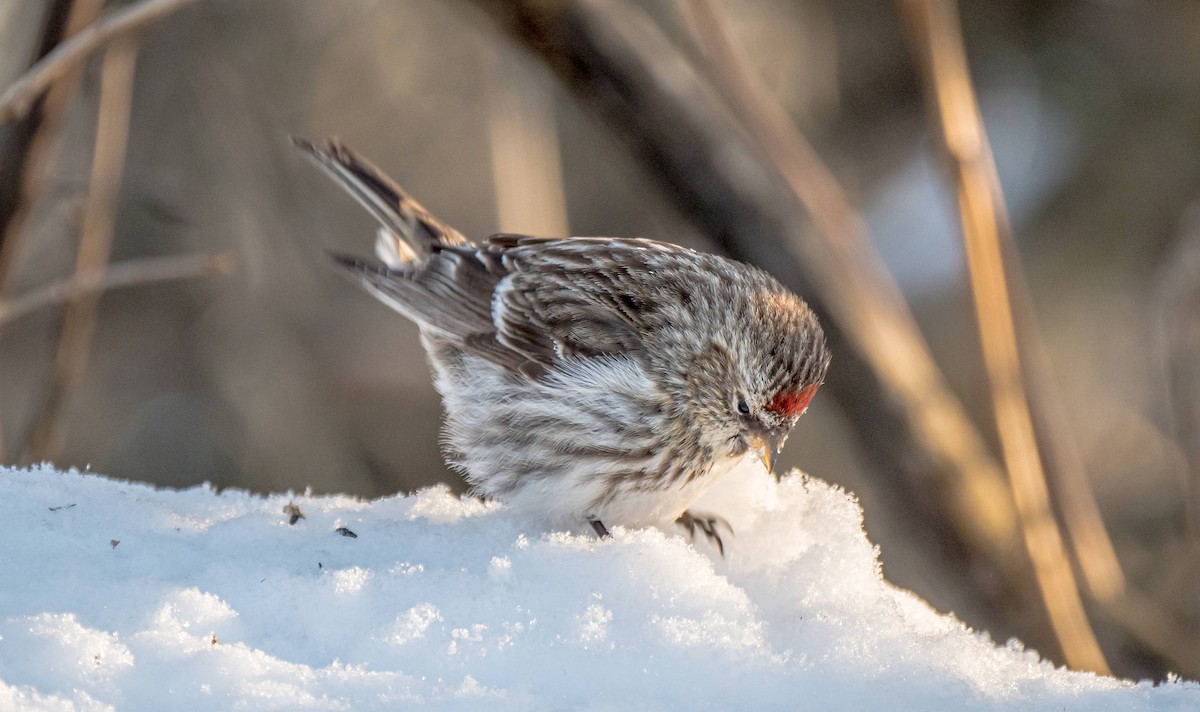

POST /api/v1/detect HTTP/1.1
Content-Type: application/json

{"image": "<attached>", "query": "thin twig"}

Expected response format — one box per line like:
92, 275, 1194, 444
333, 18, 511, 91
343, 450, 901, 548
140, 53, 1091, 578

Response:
676, 0, 1021, 570
24, 37, 139, 464
0, 252, 235, 328
900, 0, 1108, 674
0, 0, 198, 125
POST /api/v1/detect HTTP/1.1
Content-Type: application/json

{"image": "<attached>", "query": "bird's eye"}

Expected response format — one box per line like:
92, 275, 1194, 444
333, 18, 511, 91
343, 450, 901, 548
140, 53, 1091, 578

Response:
737, 398, 751, 415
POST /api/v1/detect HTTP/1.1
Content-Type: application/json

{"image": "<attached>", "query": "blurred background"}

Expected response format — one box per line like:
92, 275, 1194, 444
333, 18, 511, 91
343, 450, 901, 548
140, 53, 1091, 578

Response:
1, 0, 1197, 681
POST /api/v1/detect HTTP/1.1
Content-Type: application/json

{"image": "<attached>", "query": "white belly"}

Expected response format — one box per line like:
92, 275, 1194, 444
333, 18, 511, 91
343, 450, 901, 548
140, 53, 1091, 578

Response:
430, 337, 752, 529
502, 452, 753, 529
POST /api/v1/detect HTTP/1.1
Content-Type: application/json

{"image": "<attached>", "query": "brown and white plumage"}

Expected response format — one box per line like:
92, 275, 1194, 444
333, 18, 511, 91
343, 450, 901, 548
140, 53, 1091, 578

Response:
295, 137, 830, 544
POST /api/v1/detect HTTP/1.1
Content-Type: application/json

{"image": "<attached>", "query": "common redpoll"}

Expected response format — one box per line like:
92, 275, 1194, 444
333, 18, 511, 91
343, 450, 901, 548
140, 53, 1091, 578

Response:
295, 138, 829, 551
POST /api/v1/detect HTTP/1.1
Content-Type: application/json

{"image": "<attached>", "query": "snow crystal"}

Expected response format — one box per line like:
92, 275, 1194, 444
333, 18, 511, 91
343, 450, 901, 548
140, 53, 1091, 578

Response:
0, 462, 1194, 710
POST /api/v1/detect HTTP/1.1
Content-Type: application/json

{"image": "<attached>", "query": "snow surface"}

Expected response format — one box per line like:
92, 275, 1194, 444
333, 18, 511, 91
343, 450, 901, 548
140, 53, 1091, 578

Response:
0, 463, 1194, 711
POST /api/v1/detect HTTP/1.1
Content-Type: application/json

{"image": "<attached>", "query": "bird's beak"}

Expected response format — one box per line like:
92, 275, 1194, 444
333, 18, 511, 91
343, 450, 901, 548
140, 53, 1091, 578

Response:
745, 429, 786, 479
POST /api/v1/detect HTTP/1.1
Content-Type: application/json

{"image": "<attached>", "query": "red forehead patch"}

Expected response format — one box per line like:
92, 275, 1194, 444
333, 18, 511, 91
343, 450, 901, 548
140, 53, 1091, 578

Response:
767, 383, 820, 418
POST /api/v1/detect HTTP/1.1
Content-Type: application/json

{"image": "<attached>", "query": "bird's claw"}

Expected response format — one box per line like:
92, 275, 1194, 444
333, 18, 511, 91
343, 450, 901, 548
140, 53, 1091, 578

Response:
676, 510, 733, 557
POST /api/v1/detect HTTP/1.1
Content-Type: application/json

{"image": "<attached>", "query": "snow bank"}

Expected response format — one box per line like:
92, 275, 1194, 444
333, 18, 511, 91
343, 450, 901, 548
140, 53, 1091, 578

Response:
0, 463, 1192, 711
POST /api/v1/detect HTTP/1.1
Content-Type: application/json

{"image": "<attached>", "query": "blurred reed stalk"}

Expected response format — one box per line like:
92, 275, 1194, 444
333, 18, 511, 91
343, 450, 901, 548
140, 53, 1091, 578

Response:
483, 45, 570, 238
898, 0, 1110, 675
905, 0, 1200, 678
24, 35, 140, 464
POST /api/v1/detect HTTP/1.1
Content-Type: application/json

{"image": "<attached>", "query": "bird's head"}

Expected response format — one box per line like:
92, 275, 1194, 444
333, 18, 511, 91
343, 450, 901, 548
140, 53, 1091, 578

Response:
685, 288, 829, 477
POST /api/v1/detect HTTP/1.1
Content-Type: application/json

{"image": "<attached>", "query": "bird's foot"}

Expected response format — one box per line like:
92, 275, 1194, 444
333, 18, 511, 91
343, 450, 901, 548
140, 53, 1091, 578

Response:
589, 519, 611, 539
676, 510, 733, 557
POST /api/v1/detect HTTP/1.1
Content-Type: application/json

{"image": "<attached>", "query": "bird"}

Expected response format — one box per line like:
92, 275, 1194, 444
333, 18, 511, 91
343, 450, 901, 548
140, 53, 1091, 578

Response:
294, 137, 830, 553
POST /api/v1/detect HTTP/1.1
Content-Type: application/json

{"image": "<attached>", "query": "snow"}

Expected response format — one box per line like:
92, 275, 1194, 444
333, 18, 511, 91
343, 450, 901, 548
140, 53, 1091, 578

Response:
0, 463, 1194, 711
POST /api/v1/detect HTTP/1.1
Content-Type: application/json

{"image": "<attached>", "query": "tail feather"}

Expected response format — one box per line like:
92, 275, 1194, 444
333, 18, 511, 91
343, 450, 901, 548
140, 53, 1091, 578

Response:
325, 250, 388, 276
292, 136, 468, 264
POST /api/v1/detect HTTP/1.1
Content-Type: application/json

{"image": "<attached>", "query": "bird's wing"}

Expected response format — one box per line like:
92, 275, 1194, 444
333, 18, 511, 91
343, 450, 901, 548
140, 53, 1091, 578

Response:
485, 236, 691, 365
333, 236, 701, 377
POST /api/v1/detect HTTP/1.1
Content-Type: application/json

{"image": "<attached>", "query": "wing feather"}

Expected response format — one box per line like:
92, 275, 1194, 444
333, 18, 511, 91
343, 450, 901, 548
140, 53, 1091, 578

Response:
329, 237, 710, 376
